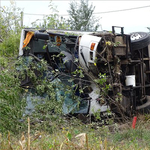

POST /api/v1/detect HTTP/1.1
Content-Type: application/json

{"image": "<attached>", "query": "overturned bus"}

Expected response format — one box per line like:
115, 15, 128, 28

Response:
19, 26, 150, 117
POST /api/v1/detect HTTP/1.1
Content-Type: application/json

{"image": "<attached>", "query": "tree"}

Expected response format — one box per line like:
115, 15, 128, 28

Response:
0, 1, 23, 57
67, 0, 100, 31
31, 1, 70, 30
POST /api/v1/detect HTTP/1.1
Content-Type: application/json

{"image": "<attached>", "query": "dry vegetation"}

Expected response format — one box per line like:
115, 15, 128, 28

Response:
0, 114, 150, 150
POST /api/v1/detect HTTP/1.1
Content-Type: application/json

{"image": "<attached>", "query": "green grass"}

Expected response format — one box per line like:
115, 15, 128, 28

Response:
0, 114, 150, 150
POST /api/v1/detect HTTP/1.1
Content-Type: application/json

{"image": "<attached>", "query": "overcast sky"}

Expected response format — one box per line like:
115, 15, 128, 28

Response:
1, 0, 150, 34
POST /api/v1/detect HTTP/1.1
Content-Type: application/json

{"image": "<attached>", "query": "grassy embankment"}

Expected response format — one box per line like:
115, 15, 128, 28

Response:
0, 114, 150, 150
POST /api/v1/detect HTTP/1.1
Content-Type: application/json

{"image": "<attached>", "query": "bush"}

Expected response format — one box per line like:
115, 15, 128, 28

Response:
0, 31, 21, 57
0, 60, 26, 133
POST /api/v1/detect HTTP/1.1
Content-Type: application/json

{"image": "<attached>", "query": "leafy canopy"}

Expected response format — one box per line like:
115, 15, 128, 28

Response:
0, 1, 22, 57
31, 1, 70, 29
67, 0, 100, 31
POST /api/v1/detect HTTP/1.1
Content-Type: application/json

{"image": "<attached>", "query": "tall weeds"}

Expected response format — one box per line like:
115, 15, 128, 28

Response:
0, 59, 26, 133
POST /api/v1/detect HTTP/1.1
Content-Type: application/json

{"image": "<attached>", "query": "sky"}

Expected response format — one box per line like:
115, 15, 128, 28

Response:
1, 0, 150, 34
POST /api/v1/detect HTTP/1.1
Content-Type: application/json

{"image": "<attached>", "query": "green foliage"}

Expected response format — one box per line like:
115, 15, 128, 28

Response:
0, 1, 22, 57
94, 73, 110, 96
0, 59, 26, 133
67, 0, 100, 31
31, 1, 70, 29
0, 31, 21, 57
0, 56, 65, 133
15, 56, 81, 133
95, 73, 107, 85
113, 125, 150, 148
72, 67, 85, 78
0, 56, 8, 68
1, 117, 150, 149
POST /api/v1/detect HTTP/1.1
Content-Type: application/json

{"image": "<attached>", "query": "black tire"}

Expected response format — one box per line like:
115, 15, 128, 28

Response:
136, 96, 150, 113
130, 32, 150, 51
